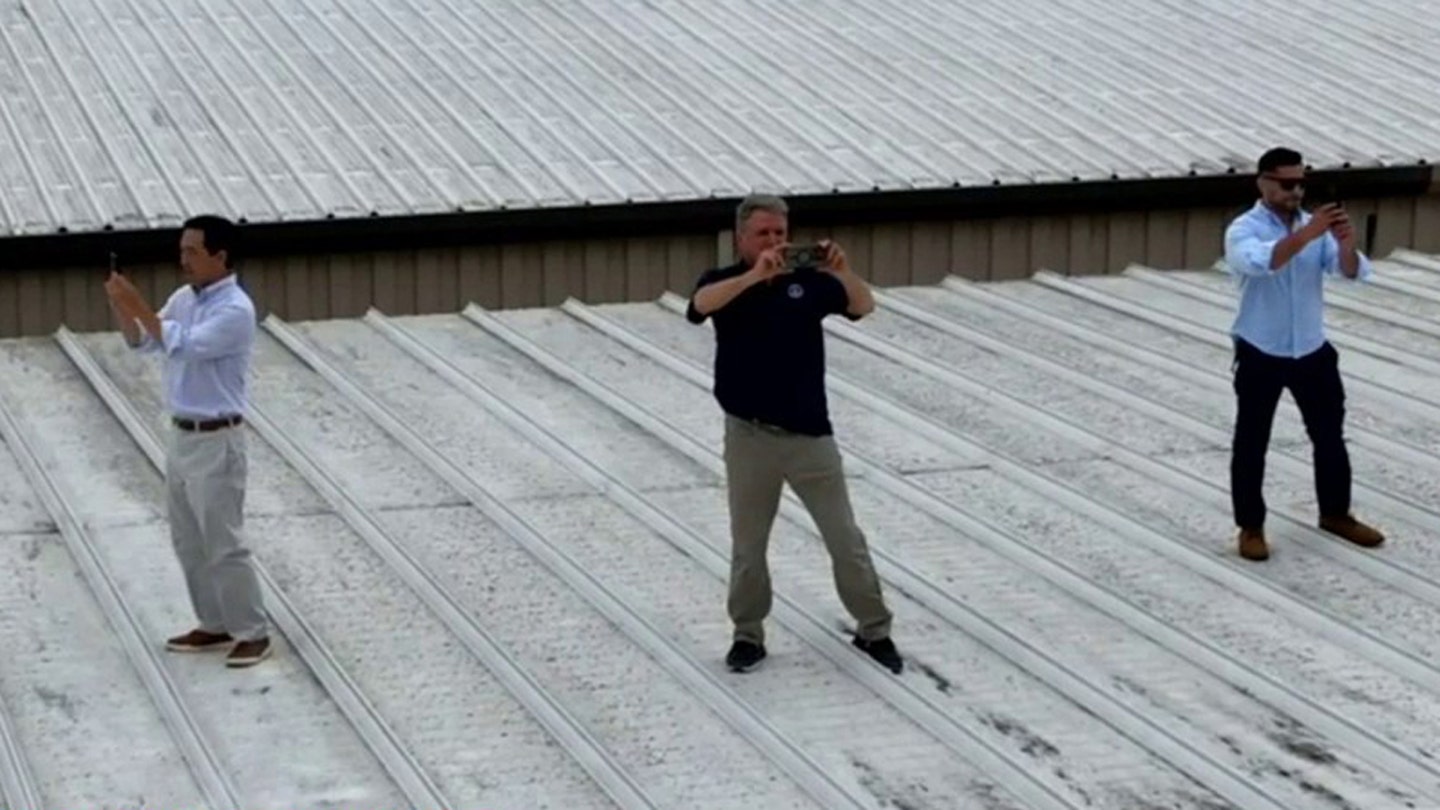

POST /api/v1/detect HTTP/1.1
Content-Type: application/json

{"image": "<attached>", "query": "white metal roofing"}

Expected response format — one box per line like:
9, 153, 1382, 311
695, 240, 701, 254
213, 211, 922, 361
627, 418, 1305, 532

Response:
1, 0, 1438, 237
3, 250, 1440, 808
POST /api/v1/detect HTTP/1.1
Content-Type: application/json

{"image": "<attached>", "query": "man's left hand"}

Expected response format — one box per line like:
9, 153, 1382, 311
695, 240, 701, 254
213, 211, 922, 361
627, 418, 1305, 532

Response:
821, 240, 850, 275
1332, 223, 1357, 249
104, 272, 161, 339
104, 272, 142, 307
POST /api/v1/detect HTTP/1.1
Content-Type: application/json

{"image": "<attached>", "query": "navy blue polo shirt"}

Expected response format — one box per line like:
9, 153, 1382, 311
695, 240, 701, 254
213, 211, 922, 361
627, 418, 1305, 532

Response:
686, 261, 859, 436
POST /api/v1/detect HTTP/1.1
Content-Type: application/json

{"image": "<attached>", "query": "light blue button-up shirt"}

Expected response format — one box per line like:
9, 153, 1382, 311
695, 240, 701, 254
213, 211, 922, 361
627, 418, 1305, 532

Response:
1223, 200, 1373, 359
131, 274, 256, 420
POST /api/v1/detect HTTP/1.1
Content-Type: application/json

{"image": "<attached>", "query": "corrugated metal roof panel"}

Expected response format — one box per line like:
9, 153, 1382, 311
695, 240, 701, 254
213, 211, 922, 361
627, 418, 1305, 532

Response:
2, 0, 1438, 236
5, 252, 1440, 806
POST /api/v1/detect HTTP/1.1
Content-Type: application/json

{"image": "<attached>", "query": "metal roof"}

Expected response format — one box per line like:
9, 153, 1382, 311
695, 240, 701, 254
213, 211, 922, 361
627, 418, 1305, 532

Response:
4, 250, 1440, 808
2, 0, 1439, 237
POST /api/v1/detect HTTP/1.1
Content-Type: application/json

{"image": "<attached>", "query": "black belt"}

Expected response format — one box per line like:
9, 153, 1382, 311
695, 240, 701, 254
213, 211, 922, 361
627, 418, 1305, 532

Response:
173, 415, 243, 432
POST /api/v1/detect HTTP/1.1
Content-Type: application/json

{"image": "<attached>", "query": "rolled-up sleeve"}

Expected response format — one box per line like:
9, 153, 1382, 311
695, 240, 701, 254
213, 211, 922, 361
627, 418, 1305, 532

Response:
1225, 219, 1280, 278
686, 269, 724, 324
132, 329, 161, 354
1322, 231, 1374, 282
161, 303, 253, 361
128, 298, 170, 354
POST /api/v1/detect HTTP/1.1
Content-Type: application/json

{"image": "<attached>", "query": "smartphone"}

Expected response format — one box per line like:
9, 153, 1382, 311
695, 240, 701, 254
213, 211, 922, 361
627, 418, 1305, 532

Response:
783, 243, 828, 271
107, 251, 121, 276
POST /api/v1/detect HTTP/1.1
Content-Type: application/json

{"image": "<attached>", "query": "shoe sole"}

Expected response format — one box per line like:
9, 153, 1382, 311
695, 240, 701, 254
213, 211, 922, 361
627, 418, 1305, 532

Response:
226, 648, 273, 668
1322, 532, 1385, 548
166, 642, 233, 653
727, 657, 766, 673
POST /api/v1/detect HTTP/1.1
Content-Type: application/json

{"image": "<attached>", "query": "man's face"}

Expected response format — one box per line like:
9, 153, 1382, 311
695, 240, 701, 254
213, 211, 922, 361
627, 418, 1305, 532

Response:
1259, 164, 1306, 212
736, 210, 788, 265
179, 228, 227, 286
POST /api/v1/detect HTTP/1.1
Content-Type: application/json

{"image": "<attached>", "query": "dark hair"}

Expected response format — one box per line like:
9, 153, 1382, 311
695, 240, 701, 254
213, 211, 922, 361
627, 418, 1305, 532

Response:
182, 215, 238, 268
1257, 147, 1304, 175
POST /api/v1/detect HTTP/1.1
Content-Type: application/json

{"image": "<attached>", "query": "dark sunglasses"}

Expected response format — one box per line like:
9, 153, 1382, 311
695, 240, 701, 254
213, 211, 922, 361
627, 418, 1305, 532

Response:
1263, 174, 1306, 192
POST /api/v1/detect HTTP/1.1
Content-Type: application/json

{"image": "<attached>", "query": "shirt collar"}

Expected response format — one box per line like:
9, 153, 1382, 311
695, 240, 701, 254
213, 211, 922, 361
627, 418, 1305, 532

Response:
191, 273, 238, 299
1252, 199, 1309, 231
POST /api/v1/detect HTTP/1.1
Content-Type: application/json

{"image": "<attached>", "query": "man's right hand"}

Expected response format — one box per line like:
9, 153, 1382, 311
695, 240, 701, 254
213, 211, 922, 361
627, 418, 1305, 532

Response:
1301, 204, 1346, 241
744, 246, 786, 285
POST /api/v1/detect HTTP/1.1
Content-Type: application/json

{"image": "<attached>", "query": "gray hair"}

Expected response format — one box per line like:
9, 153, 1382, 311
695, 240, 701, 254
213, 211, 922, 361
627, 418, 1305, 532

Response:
735, 193, 788, 233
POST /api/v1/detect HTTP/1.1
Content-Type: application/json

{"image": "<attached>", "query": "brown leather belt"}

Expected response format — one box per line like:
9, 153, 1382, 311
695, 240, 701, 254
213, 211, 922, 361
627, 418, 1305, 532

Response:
173, 415, 243, 432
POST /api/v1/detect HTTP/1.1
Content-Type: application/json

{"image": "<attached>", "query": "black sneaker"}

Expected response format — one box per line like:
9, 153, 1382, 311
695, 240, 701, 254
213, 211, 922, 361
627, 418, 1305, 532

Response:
725, 640, 767, 672
853, 636, 903, 674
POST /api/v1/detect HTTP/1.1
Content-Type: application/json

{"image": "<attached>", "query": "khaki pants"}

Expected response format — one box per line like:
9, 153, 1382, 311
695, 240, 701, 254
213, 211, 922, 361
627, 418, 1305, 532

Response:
723, 415, 892, 645
167, 425, 267, 641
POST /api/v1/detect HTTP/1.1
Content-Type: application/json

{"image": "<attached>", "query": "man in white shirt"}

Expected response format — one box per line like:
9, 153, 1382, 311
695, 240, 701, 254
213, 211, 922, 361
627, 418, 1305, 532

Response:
105, 215, 270, 667
1223, 148, 1385, 562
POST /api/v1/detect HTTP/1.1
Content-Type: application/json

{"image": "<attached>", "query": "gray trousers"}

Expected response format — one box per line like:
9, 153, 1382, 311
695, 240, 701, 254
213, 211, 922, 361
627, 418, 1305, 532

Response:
166, 425, 267, 641
723, 415, 893, 645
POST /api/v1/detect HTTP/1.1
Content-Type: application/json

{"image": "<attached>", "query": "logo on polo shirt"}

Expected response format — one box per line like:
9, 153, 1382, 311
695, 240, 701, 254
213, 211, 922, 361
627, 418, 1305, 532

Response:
787, 282, 804, 299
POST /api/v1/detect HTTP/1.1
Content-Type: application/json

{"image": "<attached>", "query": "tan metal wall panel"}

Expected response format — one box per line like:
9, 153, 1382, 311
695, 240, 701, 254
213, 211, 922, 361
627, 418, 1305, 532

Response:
1107, 212, 1148, 274
9, 194, 1440, 338
63, 268, 96, 333
459, 246, 503, 309
372, 251, 416, 316
1416, 194, 1440, 252
1145, 210, 1188, 269
1342, 199, 1379, 257
18, 271, 47, 336
625, 237, 669, 302
584, 239, 628, 303
989, 219, 1032, 280
950, 221, 991, 280
1373, 198, 1414, 258
414, 249, 447, 314
1068, 215, 1107, 276
909, 221, 952, 285
829, 225, 874, 281
542, 241, 588, 306
0, 273, 18, 337
1028, 216, 1069, 275
264, 257, 290, 319
501, 243, 545, 309
278, 256, 309, 321
667, 235, 718, 295
241, 260, 267, 318
869, 224, 912, 286
304, 254, 332, 321
715, 229, 735, 267
1183, 207, 1229, 268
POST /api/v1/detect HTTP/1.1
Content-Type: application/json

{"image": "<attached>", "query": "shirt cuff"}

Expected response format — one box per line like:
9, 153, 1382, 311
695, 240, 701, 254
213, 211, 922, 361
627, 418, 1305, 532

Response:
160, 319, 184, 354
1227, 239, 1281, 277
1335, 251, 1374, 281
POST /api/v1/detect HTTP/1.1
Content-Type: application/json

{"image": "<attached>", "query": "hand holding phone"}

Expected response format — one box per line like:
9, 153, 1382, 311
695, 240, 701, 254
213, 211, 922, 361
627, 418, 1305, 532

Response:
783, 243, 828, 271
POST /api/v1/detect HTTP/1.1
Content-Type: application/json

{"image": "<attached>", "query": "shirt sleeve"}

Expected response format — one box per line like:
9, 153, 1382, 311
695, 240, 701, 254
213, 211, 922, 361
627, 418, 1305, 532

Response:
1321, 231, 1374, 282
1224, 218, 1281, 278
129, 295, 173, 354
817, 272, 861, 321
686, 268, 727, 324
161, 301, 254, 361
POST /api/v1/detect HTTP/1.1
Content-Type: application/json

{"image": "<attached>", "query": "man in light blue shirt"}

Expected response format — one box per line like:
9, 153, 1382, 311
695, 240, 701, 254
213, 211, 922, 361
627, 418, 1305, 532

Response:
1223, 147, 1385, 561
105, 215, 271, 667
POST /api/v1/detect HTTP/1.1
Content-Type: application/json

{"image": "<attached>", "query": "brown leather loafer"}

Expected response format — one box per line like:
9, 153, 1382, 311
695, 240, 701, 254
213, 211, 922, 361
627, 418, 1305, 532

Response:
226, 638, 272, 668
166, 629, 234, 652
1237, 528, 1269, 561
1319, 515, 1385, 548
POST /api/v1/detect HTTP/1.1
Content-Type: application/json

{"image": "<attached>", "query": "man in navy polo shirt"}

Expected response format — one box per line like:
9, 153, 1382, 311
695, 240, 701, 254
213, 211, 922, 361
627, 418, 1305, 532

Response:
687, 193, 900, 674
1224, 147, 1385, 562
